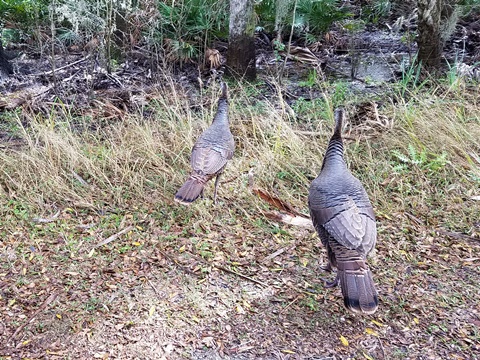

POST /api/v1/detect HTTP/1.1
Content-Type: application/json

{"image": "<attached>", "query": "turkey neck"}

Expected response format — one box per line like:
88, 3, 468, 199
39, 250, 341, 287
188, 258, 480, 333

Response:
321, 110, 346, 172
212, 98, 229, 126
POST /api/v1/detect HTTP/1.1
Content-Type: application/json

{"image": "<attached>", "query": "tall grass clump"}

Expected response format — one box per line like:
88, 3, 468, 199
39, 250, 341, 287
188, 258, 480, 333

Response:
0, 78, 479, 232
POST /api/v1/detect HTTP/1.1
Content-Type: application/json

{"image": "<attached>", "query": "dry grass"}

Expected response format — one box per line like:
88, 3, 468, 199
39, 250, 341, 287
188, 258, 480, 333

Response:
1, 77, 479, 359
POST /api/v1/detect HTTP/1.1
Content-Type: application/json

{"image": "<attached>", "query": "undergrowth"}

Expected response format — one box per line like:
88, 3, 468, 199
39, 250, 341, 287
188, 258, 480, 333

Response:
1, 76, 479, 358
1, 78, 478, 229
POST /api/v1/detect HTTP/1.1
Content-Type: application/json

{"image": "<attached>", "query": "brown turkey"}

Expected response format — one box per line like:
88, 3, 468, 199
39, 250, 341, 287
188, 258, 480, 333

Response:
174, 82, 235, 205
308, 108, 378, 315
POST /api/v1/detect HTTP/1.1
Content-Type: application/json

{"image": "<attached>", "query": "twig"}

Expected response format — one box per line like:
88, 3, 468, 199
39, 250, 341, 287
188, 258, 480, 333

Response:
262, 247, 287, 263
405, 212, 424, 225
71, 170, 89, 187
32, 209, 61, 223
173, 249, 267, 287
280, 294, 301, 314
106, 73, 124, 88
147, 279, 166, 298
157, 249, 197, 276
32, 55, 91, 76
293, 130, 324, 136
436, 229, 479, 242
62, 69, 81, 84
8, 291, 59, 343
214, 265, 268, 287
220, 176, 237, 185
378, 337, 386, 359
95, 225, 134, 248
247, 168, 255, 189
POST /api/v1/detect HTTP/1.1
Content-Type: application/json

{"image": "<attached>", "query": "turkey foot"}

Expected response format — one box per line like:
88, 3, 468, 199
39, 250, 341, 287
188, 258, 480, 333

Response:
321, 274, 339, 288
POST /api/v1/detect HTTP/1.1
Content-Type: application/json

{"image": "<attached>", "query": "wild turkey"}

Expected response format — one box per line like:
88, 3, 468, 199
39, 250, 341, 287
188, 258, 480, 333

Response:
174, 82, 234, 205
308, 108, 378, 315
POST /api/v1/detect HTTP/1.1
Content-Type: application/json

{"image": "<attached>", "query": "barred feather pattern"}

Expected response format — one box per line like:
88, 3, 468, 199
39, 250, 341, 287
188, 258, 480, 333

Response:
308, 108, 378, 315
175, 82, 234, 205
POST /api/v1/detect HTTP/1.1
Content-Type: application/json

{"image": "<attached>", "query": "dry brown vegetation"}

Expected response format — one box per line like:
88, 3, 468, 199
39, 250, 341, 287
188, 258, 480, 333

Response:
1, 77, 480, 359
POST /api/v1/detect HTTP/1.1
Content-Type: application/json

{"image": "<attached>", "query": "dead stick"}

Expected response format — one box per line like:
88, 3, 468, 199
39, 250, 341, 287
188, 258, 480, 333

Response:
95, 225, 134, 248
33, 55, 91, 76
32, 209, 61, 223
182, 250, 267, 286
436, 229, 479, 242
8, 292, 59, 342
280, 294, 301, 314
262, 247, 287, 263
157, 249, 197, 276
214, 265, 268, 287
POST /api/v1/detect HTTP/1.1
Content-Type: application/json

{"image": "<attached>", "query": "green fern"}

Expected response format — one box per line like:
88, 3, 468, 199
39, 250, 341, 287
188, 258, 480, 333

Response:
391, 144, 449, 173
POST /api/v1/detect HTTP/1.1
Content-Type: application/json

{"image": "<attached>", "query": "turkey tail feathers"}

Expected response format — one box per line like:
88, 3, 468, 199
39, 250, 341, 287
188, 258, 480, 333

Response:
337, 262, 378, 315
174, 177, 205, 205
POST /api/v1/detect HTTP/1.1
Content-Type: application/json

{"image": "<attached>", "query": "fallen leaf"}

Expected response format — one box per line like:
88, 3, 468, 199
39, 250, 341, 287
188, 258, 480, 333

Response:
365, 327, 379, 336
339, 335, 349, 346
371, 319, 384, 327
149, 305, 155, 317
282, 349, 295, 354
363, 352, 374, 360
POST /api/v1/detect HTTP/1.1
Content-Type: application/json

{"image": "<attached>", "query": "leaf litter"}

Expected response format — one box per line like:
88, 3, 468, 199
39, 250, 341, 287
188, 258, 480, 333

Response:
0, 201, 479, 359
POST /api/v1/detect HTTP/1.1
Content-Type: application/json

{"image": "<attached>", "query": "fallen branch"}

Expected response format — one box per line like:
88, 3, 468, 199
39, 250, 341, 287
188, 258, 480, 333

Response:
8, 291, 59, 343
95, 225, 134, 248
214, 265, 268, 287
32, 55, 91, 76
184, 250, 267, 287
264, 210, 314, 229
32, 209, 61, 223
436, 229, 479, 242
262, 247, 287, 263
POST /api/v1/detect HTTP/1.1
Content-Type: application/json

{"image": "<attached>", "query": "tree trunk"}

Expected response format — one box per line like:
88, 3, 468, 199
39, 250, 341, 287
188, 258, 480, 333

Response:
0, 41, 13, 80
227, 0, 256, 81
275, 0, 292, 42
417, 0, 459, 69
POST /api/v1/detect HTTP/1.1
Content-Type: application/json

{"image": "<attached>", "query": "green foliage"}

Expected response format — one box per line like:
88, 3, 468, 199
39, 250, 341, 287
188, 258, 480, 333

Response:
295, 0, 352, 34
255, 0, 351, 37
56, 28, 81, 46
53, 0, 106, 34
0, 0, 49, 28
298, 68, 318, 87
397, 55, 424, 97
254, 0, 276, 32
362, 0, 391, 24
154, 0, 229, 62
292, 97, 328, 122
391, 144, 449, 174
331, 81, 349, 107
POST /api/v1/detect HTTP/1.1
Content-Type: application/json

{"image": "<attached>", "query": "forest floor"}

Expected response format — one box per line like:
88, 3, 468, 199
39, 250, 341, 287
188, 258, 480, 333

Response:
1, 23, 480, 360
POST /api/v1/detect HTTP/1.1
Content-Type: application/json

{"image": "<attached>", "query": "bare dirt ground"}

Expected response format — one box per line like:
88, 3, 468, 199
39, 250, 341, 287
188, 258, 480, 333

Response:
1, 202, 480, 359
